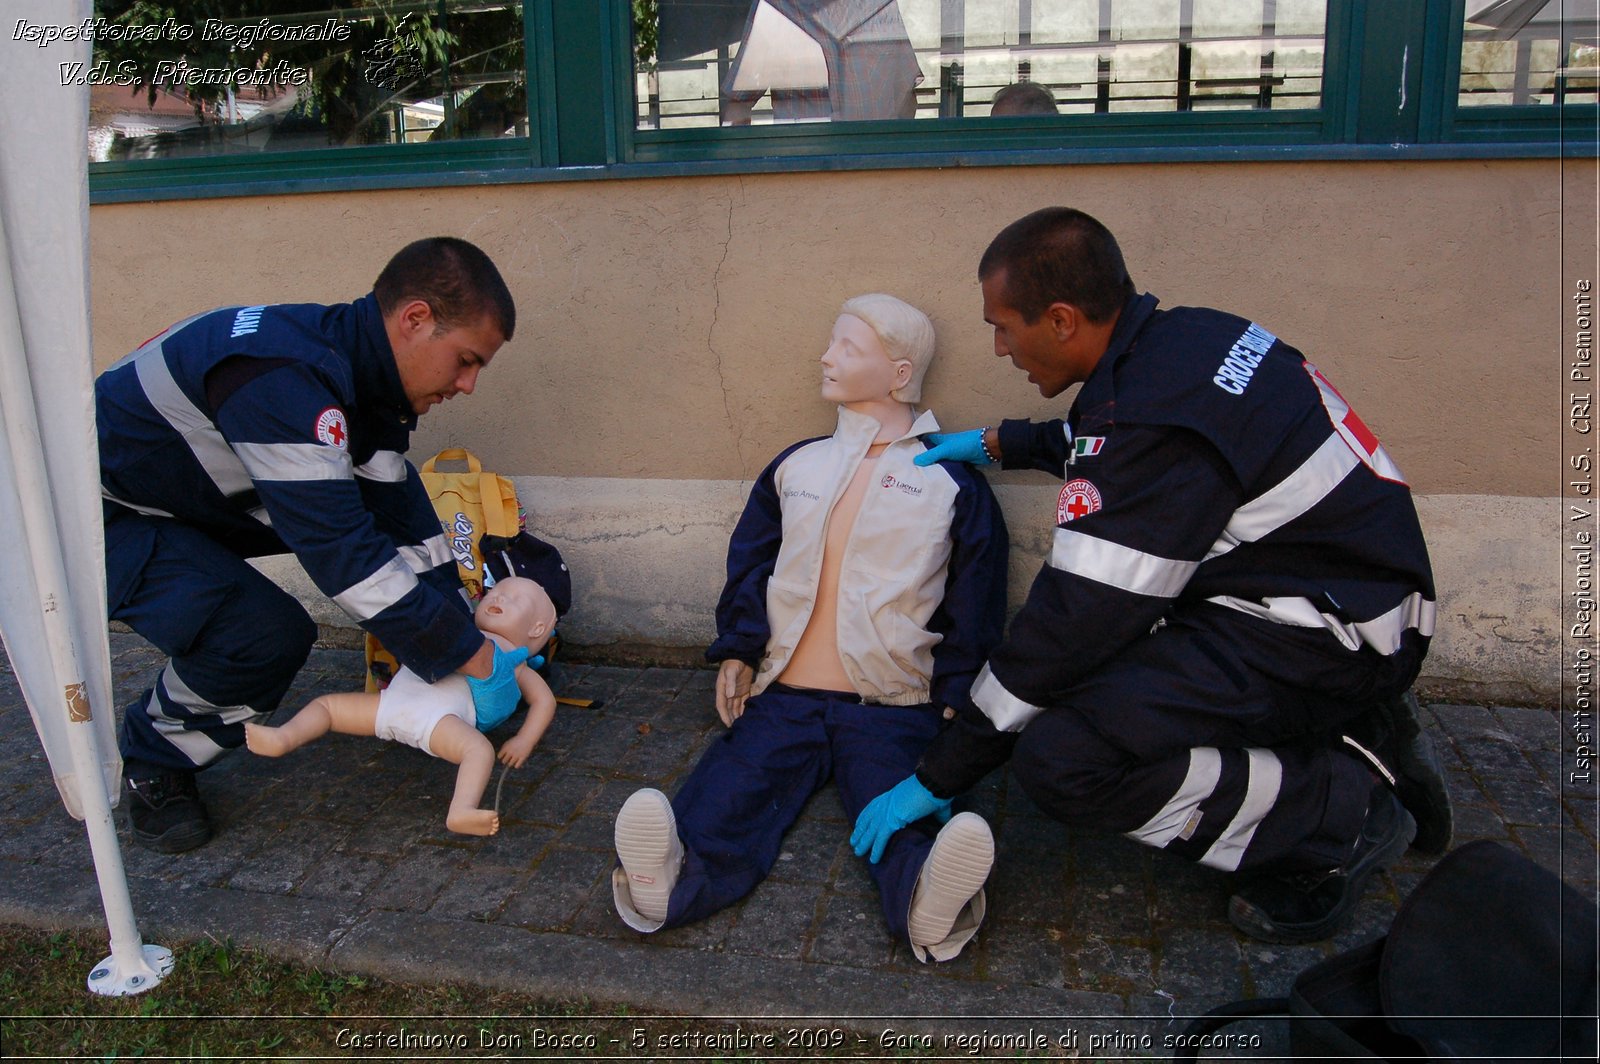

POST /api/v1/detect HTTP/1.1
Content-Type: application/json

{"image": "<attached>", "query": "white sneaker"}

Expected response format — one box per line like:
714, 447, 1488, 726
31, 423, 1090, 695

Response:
614, 788, 683, 924
908, 812, 994, 949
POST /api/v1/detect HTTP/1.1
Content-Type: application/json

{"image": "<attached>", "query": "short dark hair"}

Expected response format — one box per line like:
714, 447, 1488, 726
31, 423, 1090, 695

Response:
978, 207, 1135, 324
990, 82, 1058, 116
374, 237, 516, 340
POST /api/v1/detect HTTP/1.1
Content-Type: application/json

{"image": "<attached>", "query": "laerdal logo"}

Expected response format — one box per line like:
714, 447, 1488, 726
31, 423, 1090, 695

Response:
1211, 322, 1277, 394
880, 474, 923, 497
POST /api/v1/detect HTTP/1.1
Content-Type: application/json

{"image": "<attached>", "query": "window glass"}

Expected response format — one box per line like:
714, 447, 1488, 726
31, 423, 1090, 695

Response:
84, 1, 526, 162
1459, 0, 1598, 108
632, 0, 1327, 129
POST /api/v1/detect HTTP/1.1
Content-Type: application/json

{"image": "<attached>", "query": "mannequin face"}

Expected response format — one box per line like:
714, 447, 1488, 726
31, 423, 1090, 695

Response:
474, 576, 555, 653
819, 313, 910, 406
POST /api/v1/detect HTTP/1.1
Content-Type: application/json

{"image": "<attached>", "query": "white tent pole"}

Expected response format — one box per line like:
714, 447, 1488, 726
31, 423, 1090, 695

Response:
0, 209, 172, 998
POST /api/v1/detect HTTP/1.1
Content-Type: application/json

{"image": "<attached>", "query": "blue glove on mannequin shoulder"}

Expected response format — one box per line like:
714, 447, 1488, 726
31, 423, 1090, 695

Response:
467, 644, 534, 731
913, 429, 994, 468
850, 774, 953, 864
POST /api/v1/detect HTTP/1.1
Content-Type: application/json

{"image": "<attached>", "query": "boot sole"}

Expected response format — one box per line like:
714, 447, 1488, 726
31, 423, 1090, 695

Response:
908, 813, 994, 948
614, 788, 682, 923
131, 819, 212, 854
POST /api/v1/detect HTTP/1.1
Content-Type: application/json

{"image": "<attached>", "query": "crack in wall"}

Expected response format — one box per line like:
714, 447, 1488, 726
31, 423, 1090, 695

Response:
707, 181, 746, 470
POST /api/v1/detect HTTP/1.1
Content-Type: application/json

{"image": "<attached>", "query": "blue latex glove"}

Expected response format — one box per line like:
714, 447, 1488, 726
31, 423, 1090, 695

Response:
913, 429, 993, 468
851, 774, 953, 864
467, 644, 532, 731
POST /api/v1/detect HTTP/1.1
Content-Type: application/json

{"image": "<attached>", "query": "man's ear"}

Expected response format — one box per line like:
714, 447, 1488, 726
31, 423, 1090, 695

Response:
1046, 302, 1079, 342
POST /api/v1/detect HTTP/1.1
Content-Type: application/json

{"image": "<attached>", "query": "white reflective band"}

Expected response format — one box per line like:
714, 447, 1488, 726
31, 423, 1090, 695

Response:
970, 665, 1045, 732
1207, 591, 1436, 655
159, 662, 254, 716
101, 489, 174, 518
1125, 747, 1221, 849
1200, 747, 1282, 872
396, 533, 452, 573
235, 441, 354, 483
247, 506, 273, 527
1208, 433, 1358, 560
1052, 528, 1197, 599
332, 556, 420, 622
134, 348, 253, 497
355, 450, 409, 482
1061, 421, 1075, 468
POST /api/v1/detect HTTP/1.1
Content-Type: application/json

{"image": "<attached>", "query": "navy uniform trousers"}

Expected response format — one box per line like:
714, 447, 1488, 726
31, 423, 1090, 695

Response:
108, 508, 317, 775
1008, 605, 1422, 875
662, 685, 945, 936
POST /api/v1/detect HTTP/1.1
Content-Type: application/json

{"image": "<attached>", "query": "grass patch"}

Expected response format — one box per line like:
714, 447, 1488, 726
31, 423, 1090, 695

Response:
3, 924, 1082, 1060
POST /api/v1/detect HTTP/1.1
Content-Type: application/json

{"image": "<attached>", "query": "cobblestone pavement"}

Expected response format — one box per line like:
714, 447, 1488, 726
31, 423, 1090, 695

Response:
2, 633, 1594, 1055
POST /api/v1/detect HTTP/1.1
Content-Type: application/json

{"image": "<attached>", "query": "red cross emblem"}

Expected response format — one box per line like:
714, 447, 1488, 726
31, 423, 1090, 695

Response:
314, 407, 349, 450
1057, 479, 1102, 524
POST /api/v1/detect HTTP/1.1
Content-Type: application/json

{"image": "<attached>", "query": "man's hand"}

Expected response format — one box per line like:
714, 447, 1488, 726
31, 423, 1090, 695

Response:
850, 774, 952, 864
466, 642, 531, 731
716, 659, 754, 726
914, 428, 998, 468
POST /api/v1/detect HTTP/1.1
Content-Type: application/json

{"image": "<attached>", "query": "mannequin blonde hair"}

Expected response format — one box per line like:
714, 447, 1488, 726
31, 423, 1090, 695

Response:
839, 293, 935, 404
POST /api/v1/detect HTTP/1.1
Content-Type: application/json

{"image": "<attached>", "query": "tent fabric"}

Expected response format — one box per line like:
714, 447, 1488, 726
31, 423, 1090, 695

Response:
0, 0, 120, 819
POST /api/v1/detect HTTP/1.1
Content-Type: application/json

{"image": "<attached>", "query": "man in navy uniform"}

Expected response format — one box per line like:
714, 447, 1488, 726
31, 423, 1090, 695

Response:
97, 237, 528, 853
852, 207, 1451, 944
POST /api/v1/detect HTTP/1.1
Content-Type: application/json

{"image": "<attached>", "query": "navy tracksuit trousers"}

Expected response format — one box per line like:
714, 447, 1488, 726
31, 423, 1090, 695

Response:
1009, 606, 1422, 874
107, 510, 316, 775
662, 685, 945, 937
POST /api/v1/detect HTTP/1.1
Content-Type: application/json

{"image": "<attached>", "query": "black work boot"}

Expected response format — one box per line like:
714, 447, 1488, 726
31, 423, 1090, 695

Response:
1227, 788, 1416, 945
1344, 689, 1453, 854
124, 770, 212, 854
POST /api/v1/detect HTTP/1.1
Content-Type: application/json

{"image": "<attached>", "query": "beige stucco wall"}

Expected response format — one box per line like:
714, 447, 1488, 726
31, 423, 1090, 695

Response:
90, 158, 1589, 704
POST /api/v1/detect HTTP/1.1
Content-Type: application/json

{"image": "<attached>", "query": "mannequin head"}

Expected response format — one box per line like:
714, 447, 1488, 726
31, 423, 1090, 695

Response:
836, 293, 935, 404
474, 576, 556, 654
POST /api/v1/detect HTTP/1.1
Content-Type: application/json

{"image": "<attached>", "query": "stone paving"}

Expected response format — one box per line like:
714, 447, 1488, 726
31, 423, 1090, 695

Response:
1, 632, 1594, 1057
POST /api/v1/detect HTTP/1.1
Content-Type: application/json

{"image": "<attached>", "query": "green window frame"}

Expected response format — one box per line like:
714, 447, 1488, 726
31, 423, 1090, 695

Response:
89, 0, 1598, 204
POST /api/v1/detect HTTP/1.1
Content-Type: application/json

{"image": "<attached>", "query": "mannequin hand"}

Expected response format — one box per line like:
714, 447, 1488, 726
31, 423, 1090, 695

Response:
913, 429, 993, 468
716, 659, 754, 726
467, 644, 531, 731
850, 774, 952, 864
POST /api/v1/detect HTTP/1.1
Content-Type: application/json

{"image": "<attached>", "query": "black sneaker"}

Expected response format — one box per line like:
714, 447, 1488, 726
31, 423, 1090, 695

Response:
124, 771, 212, 853
1227, 788, 1416, 944
1344, 689, 1453, 855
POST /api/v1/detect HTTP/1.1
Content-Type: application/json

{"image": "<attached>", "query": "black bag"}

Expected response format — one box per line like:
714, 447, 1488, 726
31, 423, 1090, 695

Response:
1175, 841, 1598, 1061
480, 531, 572, 619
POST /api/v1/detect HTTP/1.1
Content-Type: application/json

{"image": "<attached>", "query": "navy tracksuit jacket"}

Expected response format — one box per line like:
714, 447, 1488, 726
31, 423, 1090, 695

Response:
97, 295, 480, 771
917, 292, 1436, 874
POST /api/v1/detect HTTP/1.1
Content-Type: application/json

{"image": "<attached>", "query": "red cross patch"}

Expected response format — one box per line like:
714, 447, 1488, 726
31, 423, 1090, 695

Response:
1058, 479, 1102, 524
1305, 365, 1406, 485
314, 407, 348, 450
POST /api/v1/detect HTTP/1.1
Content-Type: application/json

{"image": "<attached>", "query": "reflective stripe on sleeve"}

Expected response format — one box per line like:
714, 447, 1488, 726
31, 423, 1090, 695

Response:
234, 441, 354, 482
354, 450, 409, 483
1051, 528, 1197, 599
332, 556, 420, 622
1208, 433, 1358, 560
970, 664, 1046, 732
1199, 748, 1283, 872
396, 533, 453, 573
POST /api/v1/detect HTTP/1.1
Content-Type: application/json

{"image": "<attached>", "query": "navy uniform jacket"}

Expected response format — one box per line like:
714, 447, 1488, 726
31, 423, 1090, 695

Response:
918, 293, 1436, 796
96, 295, 482, 682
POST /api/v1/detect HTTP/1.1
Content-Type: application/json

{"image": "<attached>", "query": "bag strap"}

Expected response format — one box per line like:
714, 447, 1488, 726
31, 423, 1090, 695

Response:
477, 472, 519, 539
420, 448, 482, 474
1170, 998, 1290, 1062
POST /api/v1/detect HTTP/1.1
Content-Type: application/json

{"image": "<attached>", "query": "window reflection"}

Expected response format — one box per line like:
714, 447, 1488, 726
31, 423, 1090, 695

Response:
87, 1, 526, 162
634, 0, 1328, 129
1459, 0, 1598, 107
